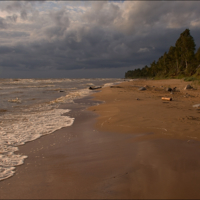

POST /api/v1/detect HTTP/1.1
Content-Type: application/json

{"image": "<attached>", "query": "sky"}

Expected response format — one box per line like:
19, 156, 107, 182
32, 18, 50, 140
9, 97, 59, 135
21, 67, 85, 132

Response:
0, 1, 200, 78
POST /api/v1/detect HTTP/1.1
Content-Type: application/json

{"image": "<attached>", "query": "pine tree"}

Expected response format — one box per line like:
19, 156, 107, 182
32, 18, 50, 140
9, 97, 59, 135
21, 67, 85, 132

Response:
194, 47, 200, 75
196, 47, 200, 63
150, 61, 157, 77
166, 46, 177, 75
175, 29, 196, 75
125, 28, 198, 79
163, 52, 168, 75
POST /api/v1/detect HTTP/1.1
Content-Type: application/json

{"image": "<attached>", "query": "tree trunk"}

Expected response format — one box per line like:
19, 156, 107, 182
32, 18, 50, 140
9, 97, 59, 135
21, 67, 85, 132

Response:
176, 59, 179, 75
185, 59, 188, 70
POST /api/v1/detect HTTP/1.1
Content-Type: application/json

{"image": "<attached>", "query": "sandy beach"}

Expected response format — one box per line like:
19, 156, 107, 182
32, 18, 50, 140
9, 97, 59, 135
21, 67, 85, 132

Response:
89, 79, 200, 141
1, 79, 200, 199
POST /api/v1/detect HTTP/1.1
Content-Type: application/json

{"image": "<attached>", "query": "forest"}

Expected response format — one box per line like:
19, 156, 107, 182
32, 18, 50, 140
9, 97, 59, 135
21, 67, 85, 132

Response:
125, 29, 200, 79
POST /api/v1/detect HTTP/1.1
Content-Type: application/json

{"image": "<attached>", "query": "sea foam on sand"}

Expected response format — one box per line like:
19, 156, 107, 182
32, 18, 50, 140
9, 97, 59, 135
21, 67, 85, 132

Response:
0, 108, 74, 181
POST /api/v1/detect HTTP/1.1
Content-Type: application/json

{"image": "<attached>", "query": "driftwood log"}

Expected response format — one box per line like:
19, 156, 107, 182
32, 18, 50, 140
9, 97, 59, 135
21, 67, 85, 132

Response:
89, 86, 102, 90
161, 97, 172, 101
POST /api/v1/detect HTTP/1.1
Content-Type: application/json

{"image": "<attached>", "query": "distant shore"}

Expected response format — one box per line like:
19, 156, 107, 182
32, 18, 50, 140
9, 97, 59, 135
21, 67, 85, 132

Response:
1, 79, 200, 199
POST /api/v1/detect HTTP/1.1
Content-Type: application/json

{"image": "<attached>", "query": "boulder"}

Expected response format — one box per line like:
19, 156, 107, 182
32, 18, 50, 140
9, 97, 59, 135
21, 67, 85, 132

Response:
172, 87, 177, 92
184, 85, 193, 90
139, 87, 146, 91
89, 86, 102, 90
166, 87, 172, 92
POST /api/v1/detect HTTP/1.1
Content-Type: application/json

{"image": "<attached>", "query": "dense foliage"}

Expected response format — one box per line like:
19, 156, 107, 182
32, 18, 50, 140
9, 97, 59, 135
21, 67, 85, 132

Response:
125, 29, 200, 79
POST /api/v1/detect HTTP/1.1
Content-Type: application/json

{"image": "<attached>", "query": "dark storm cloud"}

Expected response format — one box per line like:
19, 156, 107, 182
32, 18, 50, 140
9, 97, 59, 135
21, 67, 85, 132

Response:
0, 27, 163, 71
0, 46, 13, 54
0, 1, 200, 78
0, 31, 29, 38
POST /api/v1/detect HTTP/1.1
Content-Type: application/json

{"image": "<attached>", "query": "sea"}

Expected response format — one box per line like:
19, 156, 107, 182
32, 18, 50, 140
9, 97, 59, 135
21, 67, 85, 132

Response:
0, 78, 122, 181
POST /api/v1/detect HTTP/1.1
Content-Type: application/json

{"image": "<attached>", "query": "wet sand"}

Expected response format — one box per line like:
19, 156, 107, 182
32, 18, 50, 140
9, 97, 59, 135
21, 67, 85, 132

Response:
1, 79, 200, 199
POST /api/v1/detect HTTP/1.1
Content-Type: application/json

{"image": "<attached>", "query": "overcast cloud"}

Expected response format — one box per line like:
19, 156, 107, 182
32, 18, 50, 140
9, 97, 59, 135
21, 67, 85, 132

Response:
0, 1, 200, 78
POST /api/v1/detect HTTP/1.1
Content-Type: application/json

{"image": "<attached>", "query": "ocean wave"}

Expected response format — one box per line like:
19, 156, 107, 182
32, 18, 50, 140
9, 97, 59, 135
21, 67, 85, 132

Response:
50, 88, 92, 104
0, 108, 74, 181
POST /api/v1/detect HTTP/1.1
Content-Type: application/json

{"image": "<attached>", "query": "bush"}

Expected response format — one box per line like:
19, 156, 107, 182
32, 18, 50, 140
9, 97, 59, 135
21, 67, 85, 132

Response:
184, 77, 197, 81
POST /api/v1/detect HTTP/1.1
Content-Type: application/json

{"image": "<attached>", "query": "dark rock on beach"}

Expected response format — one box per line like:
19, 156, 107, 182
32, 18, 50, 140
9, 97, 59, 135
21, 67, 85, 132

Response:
172, 87, 178, 92
89, 86, 102, 90
184, 85, 193, 90
166, 87, 172, 92
139, 87, 146, 91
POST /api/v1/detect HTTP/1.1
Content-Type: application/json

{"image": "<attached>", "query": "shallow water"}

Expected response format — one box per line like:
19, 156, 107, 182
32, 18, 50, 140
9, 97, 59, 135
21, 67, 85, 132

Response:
0, 78, 121, 181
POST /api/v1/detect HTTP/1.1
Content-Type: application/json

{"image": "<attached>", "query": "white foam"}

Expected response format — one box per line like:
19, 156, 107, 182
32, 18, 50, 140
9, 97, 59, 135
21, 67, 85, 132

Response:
0, 79, 73, 86
85, 83, 95, 86
0, 108, 74, 181
0, 166, 16, 181
103, 81, 122, 88
50, 88, 92, 104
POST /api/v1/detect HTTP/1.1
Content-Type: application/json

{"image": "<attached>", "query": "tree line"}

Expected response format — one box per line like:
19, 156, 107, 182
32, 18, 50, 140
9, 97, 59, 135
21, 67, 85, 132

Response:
125, 29, 200, 79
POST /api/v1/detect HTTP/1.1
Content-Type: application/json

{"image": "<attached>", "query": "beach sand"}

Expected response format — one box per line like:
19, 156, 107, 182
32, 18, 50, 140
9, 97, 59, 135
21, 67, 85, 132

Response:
1, 79, 200, 199
89, 79, 200, 141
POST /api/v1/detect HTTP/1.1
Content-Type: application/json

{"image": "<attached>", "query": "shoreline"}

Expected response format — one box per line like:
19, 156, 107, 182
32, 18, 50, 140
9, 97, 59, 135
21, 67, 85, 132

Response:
1, 79, 200, 198
0, 78, 120, 182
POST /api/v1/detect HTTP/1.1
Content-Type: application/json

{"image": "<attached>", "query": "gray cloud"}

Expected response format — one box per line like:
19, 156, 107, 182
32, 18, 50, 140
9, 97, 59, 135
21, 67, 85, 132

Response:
20, 10, 28, 20
0, 31, 29, 38
44, 9, 70, 39
83, 1, 121, 27
0, 17, 7, 29
0, 1, 200, 78
6, 14, 18, 23
4, 1, 22, 12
